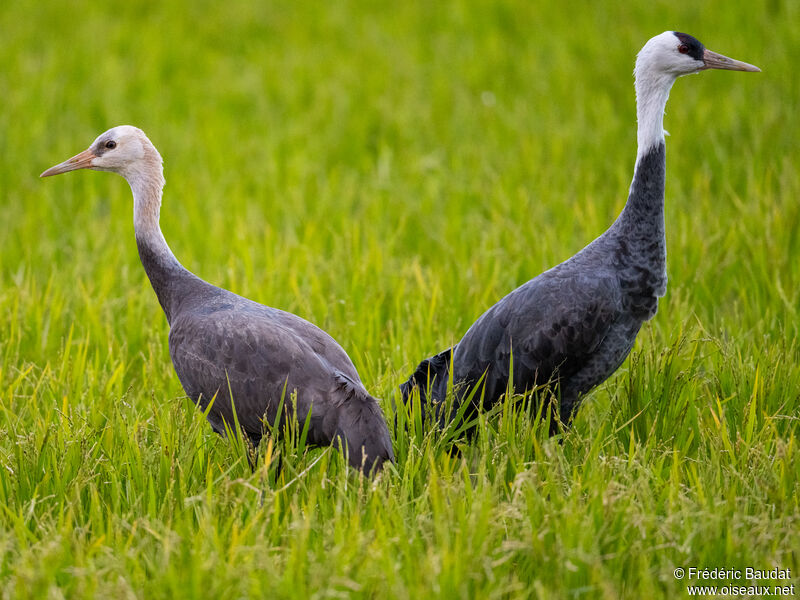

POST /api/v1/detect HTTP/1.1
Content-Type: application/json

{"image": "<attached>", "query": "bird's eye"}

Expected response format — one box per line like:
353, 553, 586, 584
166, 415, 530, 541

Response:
678, 44, 689, 54
105, 140, 117, 150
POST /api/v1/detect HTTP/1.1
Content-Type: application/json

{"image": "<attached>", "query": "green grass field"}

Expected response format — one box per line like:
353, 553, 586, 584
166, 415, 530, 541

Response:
1, 1, 798, 597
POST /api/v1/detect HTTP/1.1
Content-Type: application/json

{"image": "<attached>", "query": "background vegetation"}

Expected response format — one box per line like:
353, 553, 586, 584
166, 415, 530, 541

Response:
0, 0, 797, 597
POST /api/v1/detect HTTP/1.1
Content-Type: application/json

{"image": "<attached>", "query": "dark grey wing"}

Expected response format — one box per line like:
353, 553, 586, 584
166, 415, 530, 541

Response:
453, 271, 621, 407
168, 308, 324, 444
269, 307, 363, 384
168, 304, 394, 471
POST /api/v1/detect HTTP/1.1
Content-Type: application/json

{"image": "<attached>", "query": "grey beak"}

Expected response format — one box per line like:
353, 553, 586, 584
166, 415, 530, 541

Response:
702, 48, 761, 72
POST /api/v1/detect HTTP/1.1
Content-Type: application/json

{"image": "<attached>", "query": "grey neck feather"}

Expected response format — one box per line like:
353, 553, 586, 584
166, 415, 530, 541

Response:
612, 64, 677, 235
596, 65, 676, 300
614, 142, 666, 239
125, 160, 193, 323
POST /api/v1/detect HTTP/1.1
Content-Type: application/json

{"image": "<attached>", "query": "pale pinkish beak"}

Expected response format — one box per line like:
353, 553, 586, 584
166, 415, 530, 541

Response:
40, 149, 97, 178
702, 48, 760, 72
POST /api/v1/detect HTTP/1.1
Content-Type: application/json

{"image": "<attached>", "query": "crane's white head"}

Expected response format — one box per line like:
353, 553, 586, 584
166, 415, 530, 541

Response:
635, 31, 760, 80
41, 125, 163, 182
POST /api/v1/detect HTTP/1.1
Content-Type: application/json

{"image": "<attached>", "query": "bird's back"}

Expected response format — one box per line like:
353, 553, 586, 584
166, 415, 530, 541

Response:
452, 254, 625, 404
168, 283, 393, 470
401, 233, 652, 425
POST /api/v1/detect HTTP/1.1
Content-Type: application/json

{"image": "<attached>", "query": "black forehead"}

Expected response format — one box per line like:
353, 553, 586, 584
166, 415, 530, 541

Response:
673, 32, 705, 61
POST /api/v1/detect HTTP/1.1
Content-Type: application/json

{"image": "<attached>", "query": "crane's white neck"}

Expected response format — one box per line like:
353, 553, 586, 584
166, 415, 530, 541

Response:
124, 158, 196, 323
125, 161, 178, 265
634, 70, 677, 161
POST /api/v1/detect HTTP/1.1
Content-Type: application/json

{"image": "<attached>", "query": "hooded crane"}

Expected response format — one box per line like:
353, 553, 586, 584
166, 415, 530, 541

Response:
401, 31, 759, 433
41, 127, 394, 472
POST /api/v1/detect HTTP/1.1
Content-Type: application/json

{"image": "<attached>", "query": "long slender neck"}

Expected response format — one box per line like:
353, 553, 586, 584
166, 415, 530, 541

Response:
615, 68, 675, 229
127, 163, 191, 323
596, 65, 675, 306
635, 70, 675, 161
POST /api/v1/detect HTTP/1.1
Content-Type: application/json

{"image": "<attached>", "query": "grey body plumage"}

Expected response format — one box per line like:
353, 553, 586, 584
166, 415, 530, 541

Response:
401, 32, 759, 431
139, 237, 394, 471
402, 145, 664, 427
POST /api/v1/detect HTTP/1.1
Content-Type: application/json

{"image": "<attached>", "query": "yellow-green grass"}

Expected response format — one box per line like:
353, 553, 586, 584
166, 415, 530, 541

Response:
0, 1, 798, 597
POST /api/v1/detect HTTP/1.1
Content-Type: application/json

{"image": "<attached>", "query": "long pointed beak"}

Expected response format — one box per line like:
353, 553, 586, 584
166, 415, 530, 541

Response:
702, 48, 761, 72
40, 149, 97, 178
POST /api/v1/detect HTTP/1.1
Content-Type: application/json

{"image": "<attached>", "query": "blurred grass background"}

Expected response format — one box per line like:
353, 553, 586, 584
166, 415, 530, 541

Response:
0, 0, 798, 598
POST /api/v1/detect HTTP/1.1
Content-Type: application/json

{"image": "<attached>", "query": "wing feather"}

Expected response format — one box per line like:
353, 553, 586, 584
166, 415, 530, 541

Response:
167, 296, 392, 472
453, 271, 621, 404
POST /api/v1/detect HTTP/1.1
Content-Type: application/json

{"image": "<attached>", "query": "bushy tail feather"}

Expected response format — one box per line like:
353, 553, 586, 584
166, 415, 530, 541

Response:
399, 348, 454, 426
333, 372, 395, 473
